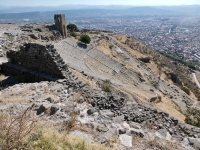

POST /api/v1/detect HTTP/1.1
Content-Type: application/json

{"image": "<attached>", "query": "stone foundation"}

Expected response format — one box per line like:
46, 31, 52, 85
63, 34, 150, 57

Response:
1, 62, 60, 82
6, 43, 67, 78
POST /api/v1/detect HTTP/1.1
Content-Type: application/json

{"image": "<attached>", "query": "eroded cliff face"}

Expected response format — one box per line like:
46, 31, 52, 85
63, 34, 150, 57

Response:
0, 23, 200, 150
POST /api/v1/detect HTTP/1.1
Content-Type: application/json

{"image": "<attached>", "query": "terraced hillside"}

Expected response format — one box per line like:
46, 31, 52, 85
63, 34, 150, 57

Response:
54, 31, 199, 115
0, 23, 200, 150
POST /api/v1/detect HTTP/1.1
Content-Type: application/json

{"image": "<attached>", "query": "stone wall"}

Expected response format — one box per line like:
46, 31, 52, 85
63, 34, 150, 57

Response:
6, 43, 68, 78
54, 14, 67, 37
2, 42, 85, 90
1, 62, 60, 82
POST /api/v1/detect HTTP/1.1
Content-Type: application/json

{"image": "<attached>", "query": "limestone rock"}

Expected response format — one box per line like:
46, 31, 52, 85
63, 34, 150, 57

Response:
50, 104, 59, 115
188, 137, 200, 149
87, 108, 96, 115
118, 128, 126, 134
119, 134, 132, 147
118, 122, 130, 134
128, 122, 141, 129
45, 97, 54, 103
97, 125, 109, 132
130, 128, 145, 137
29, 33, 38, 39
121, 122, 130, 130
155, 129, 172, 140
149, 94, 158, 102
36, 104, 46, 115
181, 138, 193, 150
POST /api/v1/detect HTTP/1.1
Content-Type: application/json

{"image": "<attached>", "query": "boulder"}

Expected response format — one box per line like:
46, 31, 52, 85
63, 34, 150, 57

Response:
87, 108, 96, 115
149, 94, 158, 102
130, 128, 145, 137
121, 122, 130, 130
29, 34, 38, 39
118, 128, 126, 134
50, 105, 59, 115
46, 97, 54, 103
113, 115, 124, 123
128, 122, 141, 129
180, 138, 192, 150
36, 104, 46, 115
118, 122, 130, 134
188, 137, 200, 149
100, 109, 114, 117
138, 57, 150, 63
119, 134, 132, 147
97, 125, 109, 132
155, 128, 172, 140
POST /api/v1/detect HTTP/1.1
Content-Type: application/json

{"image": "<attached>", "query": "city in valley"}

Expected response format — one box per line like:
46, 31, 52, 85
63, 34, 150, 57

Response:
1, 11, 200, 69
72, 16, 200, 69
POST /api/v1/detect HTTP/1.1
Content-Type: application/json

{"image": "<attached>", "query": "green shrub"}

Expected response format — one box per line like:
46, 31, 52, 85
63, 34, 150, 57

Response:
85, 83, 90, 86
185, 108, 200, 127
102, 79, 112, 92
67, 24, 79, 32
157, 50, 196, 70
79, 34, 91, 44
181, 86, 190, 95
157, 96, 162, 103
70, 32, 77, 37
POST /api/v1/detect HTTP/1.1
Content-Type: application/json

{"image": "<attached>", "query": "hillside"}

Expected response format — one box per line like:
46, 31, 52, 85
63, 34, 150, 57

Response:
0, 23, 200, 149
1, 5, 200, 23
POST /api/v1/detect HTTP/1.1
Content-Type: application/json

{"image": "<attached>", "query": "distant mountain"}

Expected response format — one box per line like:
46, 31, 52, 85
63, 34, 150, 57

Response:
1, 5, 200, 14
0, 5, 133, 14
0, 5, 199, 23
154, 5, 200, 14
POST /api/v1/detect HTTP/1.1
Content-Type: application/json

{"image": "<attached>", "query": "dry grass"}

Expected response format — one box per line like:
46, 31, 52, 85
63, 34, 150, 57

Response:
97, 39, 122, 63
0, 95, 28, 106
0, 108, 37, 149
69, 67, 98, 89
102, 79, 112, 92
30, 124, 118, 150
114, 35, 146, 58
108, 136, 120, 148
0, 108, 117, 150
74, 124, 97, 136
195, 71, 200, 83
155, 97, 185, 122
64, 112, 78, 133
0, 92, 28, 106
43, 87, 56, 95
132, 134, 185, 150
116, 34, 200, 99
148, 62, 171, 83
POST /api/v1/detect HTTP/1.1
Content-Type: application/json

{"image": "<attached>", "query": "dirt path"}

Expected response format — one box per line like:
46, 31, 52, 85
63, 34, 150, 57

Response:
192, 73, 200, 88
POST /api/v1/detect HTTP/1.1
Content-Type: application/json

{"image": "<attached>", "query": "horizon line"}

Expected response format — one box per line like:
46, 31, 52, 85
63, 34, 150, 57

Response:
0, 4, 200, 7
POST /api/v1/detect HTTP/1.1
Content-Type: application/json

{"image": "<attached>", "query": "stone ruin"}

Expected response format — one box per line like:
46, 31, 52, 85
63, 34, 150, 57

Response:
54, 14, 67, 38
2, 43, 200, 141
0, 17, 200, 149
1, 42, 84, 90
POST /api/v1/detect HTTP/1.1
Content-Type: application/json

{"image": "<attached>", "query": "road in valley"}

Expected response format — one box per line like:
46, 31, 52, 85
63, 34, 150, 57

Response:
192, 73, 200, 88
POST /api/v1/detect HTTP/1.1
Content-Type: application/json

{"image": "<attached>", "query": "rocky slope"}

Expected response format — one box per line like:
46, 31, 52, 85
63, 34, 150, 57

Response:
0, 23, 200, 150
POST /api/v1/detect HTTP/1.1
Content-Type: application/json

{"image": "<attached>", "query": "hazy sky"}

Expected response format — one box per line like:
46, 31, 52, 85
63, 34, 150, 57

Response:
0, 0, 200, 6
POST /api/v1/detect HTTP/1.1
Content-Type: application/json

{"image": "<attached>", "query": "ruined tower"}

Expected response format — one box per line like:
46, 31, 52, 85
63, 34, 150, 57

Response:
54, 14, 67, 37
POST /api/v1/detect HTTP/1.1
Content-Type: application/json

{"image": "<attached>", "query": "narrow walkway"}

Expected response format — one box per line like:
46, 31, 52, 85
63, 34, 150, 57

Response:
192, 73, 200, 88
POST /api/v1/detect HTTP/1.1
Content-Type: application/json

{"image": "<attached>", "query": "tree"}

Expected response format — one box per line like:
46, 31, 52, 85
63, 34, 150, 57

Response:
67, 24, 78, 32
79, 34, 91, 44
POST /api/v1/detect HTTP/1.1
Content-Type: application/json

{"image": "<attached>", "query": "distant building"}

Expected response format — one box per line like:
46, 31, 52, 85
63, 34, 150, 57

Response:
54, 14, 67, 38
